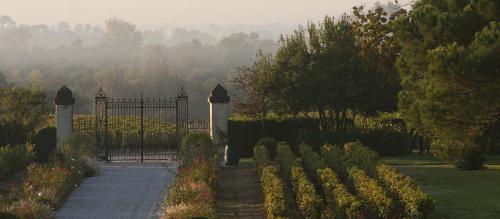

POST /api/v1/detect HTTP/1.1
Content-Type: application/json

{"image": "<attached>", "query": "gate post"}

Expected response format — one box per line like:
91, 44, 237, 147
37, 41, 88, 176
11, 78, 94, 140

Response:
208, 84, 237, 166
55, 86, 75, 151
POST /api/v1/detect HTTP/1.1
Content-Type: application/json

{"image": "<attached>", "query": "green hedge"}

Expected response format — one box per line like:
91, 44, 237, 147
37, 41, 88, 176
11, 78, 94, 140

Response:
261, 166, 288, 219
0, 144, 34, 179
291, 166, 322, 219
343, 142, 379, 174
228, 118, 317, 157
317, 168, 364, 219
321, 144, 349, 180
229, 116, 415, 157
257, 137, 279, 159
347, 166, 394, 218
254, 145, 270, 176
276, 142, 321, 218
376, 164, 435, 218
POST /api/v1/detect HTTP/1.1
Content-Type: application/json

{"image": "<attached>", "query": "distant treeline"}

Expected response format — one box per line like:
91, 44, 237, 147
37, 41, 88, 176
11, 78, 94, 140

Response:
0, 16, 279, 117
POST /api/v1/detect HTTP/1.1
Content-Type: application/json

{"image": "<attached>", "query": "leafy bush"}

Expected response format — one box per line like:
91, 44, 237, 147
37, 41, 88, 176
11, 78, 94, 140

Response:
317, 168, 364, 219
254, 145, 270, 176
291, 166, 321, 219
30, 127, 56, 162
163, 133, 218, 219
260, 166, 287, 219
376, 164, 434, 218
343, 142, 379, 174
347, 166, 394, 218
256, 137, 278, 159
1, 198, 54, 219
0, 144, 34, 179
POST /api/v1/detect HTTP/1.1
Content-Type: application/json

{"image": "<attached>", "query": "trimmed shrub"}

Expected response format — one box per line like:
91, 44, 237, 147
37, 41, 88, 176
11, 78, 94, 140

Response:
261, 166, 287, 219
317, 168, 364, 219
275, 142, 300, 178
298, 144, 326, 180
254, 145, 270, 176
291, 166, 321, 219
276, 142, 320, 218
30, 127, 56, 162
0, 144, 34, 179
347, 166, 394, 218
376, 164, 434, 218
256, 137, 278, 159
344, 142, 379, 174
321, 144, 349, 180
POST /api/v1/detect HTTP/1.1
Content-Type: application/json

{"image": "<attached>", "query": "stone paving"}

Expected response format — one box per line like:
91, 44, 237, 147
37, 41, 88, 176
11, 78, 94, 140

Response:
57, 162, 176, 219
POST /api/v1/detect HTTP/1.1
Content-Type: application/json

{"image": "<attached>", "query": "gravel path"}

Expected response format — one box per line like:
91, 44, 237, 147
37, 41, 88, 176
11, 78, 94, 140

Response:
57, 162, 177, 219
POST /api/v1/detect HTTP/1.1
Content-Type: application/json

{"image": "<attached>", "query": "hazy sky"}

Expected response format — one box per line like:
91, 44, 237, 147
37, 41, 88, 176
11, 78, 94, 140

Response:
2, 0, 389, 28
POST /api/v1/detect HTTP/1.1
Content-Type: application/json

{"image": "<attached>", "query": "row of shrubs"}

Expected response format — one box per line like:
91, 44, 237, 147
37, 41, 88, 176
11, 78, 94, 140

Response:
254, 144, 287, 218
163, 133, 218, 218
323, 141, 435, 218
0, 144, 34, 179
276, 143, 322, 219
0, 133, 99, 218
299, 144, 364, 218
255, 136, 434, 219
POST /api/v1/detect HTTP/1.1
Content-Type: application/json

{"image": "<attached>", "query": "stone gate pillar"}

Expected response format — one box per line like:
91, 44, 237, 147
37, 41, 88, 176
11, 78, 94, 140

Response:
55, 86, 75, 151
209, 84, 230, 141
209, 84, 237, 165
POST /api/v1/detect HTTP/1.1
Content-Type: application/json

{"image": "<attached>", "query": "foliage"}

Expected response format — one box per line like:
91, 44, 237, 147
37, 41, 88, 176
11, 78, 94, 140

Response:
231, 50, 276, 130
256, 137, 278, 159
30, 127, 56, 162
163, 133, 218, 219
1, 198, 54, 219
291, 166, 321, 219
343, 142, 380, 174
260, 166, 288, 219
0, 87, 48, 146
0, 144, 34, 179
347, 166, 394, 218
394, 0, 500, 169
317, 168, 364, 219
253, 145, 270, 176
376, 164, 434, 218
23, 159, 86, 207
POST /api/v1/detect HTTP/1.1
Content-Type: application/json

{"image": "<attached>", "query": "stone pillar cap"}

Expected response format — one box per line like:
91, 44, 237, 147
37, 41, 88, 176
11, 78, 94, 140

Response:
54, 85, 75, 105
209, 84, 230, 103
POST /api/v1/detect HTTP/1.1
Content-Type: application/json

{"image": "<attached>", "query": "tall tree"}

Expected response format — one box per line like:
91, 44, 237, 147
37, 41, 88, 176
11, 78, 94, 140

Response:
394, 0, 500, 169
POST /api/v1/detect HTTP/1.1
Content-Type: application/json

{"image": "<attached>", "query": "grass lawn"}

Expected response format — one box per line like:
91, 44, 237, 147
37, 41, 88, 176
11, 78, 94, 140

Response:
383, 155, 500, 219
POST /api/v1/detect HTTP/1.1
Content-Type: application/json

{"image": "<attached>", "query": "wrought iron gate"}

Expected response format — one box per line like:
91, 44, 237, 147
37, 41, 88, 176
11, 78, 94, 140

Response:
94, 88, 188, 162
